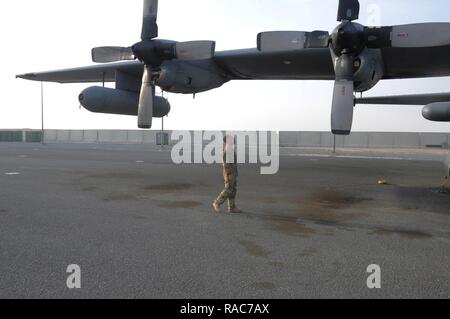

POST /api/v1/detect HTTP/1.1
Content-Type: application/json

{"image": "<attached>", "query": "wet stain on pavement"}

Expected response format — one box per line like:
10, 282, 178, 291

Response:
370, 228, 433, 240
159, 201, 202, 209
144, 183, 192, 193
394, 186, 450, 216
290, 190, 371, 224
245, 210, 317, 238
307, 191, 371, 209
295, 209, 366, 224
257, 191, 371, 237
270, 220, 317, 238
239, 240, 271, 258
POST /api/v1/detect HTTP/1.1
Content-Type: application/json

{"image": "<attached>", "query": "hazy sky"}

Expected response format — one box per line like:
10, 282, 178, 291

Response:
2, 0, 450, 132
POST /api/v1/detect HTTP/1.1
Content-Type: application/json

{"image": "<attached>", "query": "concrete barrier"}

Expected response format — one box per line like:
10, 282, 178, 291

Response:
1, 129, 449, 149
420, 133, 449, 148
0, 131, 23, 142
344, 132, 370, 148
98, 130, 127, 143
319, 132, 334, 148
83, 130, 99, 143
368, 133, 395, 148
279, 132, 299, 147
127, 131, 144, 144
25, 131, 42, 143
298, 132, 321, 147
394, 133, 421, 149
143, 131, 158, 144
69, 130, 84, 142
56, 130, 71, 143
44, 130, 57, 142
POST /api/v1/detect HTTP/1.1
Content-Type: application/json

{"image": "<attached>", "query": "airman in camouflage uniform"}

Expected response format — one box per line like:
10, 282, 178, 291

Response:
213, 135, 242, 214
442, 176, 449, 191
442, 155, 450, 192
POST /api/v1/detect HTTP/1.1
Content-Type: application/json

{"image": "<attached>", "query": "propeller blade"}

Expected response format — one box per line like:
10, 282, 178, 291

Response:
331, 80, 354, 135
331, 54, 355, 135
175, 41, 216, 60
257, 31, 329, 52
141, 0, 159, 40
365, 23, 450, 48
337, 0, 360, 22
92, 47, 134, 63
138, 66, 154, 129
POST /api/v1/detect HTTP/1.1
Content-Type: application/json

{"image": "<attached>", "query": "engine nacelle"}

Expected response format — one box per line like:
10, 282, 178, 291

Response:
422, 102, 450, 122
79, 87, 171, 117
156, 60, 228, 94
353, 49, 384, 92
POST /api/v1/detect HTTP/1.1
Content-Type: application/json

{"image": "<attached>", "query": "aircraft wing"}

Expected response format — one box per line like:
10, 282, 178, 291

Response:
16, 61, 143, 84
381, 45, 450, 79
16, 48, 336, 84
214, 46, 450, 80
16, 45, 450, 84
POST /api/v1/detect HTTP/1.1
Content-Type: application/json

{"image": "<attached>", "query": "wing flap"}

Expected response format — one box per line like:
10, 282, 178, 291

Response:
213, 48, 335, 80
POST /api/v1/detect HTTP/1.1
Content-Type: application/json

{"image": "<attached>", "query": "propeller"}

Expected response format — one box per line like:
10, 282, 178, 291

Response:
337, 0, 360, 22
331, 54, 355, 135
138, 66, 154, 129
257, 31, 330, 51
327, 2, 362, 135
91, 0, 216, 129
91, 47, 134, 63
141, 0, 158, 40
257, 0, 450, 135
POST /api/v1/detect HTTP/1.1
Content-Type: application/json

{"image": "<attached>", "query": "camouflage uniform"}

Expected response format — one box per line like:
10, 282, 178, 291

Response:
215, 147, 238, 211
442, 176, 449, 192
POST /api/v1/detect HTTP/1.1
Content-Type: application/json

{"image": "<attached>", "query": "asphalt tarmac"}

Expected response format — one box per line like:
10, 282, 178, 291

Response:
0, 143, 449, 298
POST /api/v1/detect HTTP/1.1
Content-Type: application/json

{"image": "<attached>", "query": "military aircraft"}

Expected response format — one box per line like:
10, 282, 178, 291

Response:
16, 0, 450, 135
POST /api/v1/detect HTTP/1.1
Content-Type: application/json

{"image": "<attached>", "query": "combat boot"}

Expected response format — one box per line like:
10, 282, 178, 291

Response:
212, 201, 221, 213
228, 207, 242, 214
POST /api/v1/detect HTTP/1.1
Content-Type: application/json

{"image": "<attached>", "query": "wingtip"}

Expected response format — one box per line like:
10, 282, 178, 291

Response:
15, 73, 37, 80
